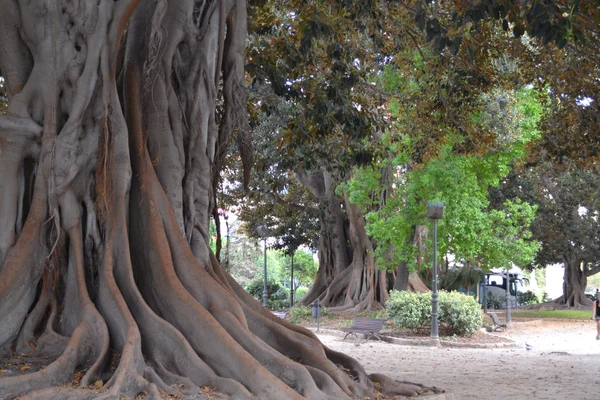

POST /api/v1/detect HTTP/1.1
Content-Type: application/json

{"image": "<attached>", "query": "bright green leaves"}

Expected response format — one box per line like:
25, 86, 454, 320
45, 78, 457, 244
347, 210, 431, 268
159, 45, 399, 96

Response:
492, 163, 600, 270
342, 75, 543, 273
483, 199, 539, 269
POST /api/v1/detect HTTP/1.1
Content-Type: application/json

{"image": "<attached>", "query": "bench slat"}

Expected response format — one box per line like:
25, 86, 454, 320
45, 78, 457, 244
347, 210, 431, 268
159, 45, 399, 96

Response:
341, 318, 385, 340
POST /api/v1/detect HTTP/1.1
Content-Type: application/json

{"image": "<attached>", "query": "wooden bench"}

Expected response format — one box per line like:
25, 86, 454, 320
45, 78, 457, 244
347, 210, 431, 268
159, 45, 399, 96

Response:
488, 313, 507, 331
341, 318, 386, 340
272, 311, 288, 319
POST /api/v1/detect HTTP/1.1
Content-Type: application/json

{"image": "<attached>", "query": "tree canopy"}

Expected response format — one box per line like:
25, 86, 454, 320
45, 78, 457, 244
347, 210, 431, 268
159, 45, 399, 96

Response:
234, 0, 599, 310
1, 1, 598, 398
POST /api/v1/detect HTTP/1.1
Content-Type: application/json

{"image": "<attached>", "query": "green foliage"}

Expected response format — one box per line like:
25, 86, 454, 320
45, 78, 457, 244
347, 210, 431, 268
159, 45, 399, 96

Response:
482, 199, 539, 269
439, 291, 483, 336
416, 1, 596, 51
386, 291, 431, 333
238, 0, 598, 302
517, 290, 539, 306
386, 290, 482, 336
245, 278, 288, 308
289, 306, 313, 323
511, 310, 592, 320
491, 163, 600, 285
440, 265, 484, 292
294, 287, 309, 304
283, 250, 318, 289
288, 305, 328, 324
341, 82, 543, 273
485, 292, 505, 309
254, 248, 288, 284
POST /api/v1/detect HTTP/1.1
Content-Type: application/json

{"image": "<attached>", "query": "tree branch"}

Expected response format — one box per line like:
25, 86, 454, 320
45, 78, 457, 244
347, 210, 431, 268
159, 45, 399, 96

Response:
268, 191, 317, 214
0, 115, 42, 140
585, 263, 600, 277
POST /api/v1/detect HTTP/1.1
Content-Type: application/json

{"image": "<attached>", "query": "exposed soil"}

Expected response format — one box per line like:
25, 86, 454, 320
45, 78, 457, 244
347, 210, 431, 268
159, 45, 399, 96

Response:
0, 355, 55, 378
295, 311, 516, 345
5, 314, 595, 399
317, 318, 600, 400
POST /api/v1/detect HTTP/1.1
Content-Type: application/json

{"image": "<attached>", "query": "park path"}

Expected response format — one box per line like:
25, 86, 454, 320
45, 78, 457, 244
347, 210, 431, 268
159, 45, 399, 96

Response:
319, 319, 600, 400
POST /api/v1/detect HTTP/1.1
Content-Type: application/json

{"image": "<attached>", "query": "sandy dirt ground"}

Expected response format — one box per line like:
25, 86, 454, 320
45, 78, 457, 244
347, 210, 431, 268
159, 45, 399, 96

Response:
319, 319, 600, 400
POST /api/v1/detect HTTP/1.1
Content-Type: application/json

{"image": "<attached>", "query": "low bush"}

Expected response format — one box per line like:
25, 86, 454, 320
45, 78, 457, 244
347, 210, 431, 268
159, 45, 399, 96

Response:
294, 287, 309, 304
517, 290, 539, 306
289, 305, 312, 322
288, 304, 328, 323
386, 291, 431, 333
439, 291, 483, 335
386, 290, 482, 336
245, 279, 288, 309
485, 292, 505, 309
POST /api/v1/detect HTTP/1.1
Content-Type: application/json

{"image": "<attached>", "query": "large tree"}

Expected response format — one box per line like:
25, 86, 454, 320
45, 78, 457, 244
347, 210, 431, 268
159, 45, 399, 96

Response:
0, 1, 430, 399
491, 163, 600, 307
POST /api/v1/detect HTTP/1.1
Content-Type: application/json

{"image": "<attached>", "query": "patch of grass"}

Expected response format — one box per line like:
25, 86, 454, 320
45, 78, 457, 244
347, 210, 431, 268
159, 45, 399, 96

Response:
511, 310, 592, 320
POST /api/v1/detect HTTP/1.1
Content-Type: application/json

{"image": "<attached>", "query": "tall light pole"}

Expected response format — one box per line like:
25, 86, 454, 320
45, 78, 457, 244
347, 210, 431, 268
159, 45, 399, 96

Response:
256, 226, 270, 308
426, 203, 444, 344
505, 268, 512, 324
290, 253, 294, 308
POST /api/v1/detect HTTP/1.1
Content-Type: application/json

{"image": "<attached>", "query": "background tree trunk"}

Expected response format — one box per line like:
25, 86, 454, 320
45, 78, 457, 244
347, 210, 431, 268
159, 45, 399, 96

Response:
0, 1, 430, 398
297, 168, 430, 311
554, 255, 592, 307
394, 262, 410, 291
297, 170, 396, 311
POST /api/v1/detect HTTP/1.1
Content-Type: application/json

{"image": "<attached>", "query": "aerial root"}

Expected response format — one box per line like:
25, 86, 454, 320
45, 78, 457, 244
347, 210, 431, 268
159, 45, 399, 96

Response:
0, 315, 100, 399
143, 366, 174, 394
15, 277, 53, 354
369, 373, 429, 397
324, 346, 371, 386
304, 365, 350, 398
240, 305, 353, 395
208, 308, 327, 398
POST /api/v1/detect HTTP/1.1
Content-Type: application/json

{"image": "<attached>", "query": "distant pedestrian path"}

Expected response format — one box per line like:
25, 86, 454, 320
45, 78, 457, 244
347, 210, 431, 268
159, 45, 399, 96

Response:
319, 319, 599, 400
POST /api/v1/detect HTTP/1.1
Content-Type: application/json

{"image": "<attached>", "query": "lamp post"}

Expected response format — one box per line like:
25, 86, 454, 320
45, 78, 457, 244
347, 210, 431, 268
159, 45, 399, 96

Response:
505, 268, 512, 325
482, 272, 488, 313
290, 253, 295, 308
426, 203, 444, 344
256, 226, 270, 308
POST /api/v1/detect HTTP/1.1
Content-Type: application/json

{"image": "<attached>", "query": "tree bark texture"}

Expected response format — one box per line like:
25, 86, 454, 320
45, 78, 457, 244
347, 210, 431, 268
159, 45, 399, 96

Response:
0, 1, 431, 399
554, 254, 593, 308
297, 168, 429, 311
297, 170, 393, 312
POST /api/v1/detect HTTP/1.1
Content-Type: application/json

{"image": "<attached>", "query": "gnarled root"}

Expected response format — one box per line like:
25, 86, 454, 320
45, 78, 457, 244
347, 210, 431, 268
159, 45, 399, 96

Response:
0, 1, 439, 399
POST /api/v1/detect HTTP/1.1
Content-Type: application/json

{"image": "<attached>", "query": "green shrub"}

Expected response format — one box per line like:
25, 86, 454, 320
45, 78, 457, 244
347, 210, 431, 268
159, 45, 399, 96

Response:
294, 287, 309, 304
386, 290, 431, 332
485, 292, 504, 309
288, 304, 328, 323
245, 279, 288, 310
438, 291, 483, 335
271, 285, 289, 301
289, 305, 312, 323
386, 290, 482, 336
517, 290, 539, 306
269, 299, 288, 310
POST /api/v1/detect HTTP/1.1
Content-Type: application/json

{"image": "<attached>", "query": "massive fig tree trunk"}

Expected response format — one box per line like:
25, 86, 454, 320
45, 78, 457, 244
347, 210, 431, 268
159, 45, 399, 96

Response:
554, 255, 593, 308
297, 170, 400, 312
0, 1, 431, 399
297, 170, 429, 312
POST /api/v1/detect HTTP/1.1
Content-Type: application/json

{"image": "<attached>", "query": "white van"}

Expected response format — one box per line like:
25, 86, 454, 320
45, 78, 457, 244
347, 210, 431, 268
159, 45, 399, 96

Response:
481, 272, 528, 308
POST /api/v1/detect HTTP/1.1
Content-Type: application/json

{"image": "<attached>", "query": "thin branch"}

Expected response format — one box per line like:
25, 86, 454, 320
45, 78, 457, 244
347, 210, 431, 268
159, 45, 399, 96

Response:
268, 191, 317, 214
0, 115, 43, 139
585, 263, 600, 277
